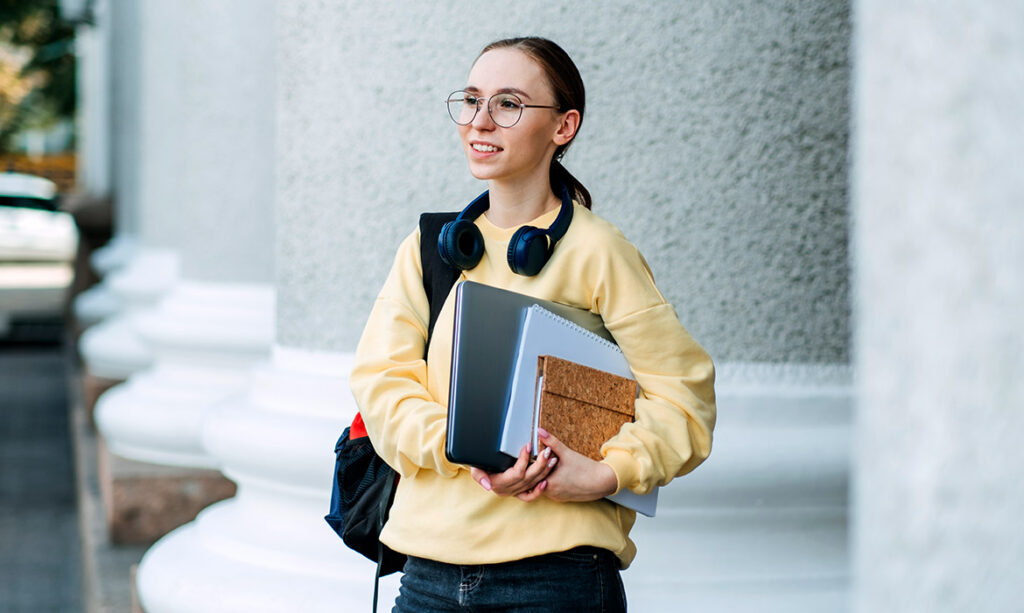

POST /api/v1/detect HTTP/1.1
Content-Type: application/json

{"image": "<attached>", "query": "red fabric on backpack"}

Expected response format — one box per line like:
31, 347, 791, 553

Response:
350, 412, 369, 440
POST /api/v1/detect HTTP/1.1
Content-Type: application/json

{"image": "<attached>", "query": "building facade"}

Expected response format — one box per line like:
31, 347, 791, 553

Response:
69, 1, 1024, 611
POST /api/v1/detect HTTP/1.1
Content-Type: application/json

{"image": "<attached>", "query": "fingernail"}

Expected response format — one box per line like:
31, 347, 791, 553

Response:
542, 447, 551, 459
481, 477, 491, 491
538, 428, 549, 439
548, 457, 558, 468
539, 480, 547, 491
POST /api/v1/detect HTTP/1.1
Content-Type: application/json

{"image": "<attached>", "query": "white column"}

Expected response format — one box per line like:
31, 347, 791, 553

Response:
853, 2, 1024, 611
70, 0, 136, 341
104, 0, 138, 241
94, 0, 275, 468
628, 364, 852, 611
68, 0, 111, 199
137, 349, 390, 611
77, 0, 182, 374
137, 1, 389, 607
77, 249, 178, 379
140, 1, 852, 611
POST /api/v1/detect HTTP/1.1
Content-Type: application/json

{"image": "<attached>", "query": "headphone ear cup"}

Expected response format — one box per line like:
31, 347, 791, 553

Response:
438, 219, 484, 270
507, 226, 550, 276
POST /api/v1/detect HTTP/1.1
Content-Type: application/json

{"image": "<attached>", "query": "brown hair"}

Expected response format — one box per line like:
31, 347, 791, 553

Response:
478, 37, 592, 209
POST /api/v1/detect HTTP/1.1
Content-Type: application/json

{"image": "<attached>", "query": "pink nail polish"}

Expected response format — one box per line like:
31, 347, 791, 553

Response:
481, 477, 491, 491
548, 457, 557, 468
538, 428, 549, 439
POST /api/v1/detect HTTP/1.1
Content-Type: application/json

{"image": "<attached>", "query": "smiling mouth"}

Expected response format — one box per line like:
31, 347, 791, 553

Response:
471, 143, 502, 153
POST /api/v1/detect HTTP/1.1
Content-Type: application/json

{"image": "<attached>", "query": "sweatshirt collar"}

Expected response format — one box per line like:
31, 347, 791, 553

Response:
476, 205, 564, 243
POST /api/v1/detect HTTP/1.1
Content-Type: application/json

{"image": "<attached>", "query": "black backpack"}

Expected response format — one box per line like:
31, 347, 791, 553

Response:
324, 212, 458, 609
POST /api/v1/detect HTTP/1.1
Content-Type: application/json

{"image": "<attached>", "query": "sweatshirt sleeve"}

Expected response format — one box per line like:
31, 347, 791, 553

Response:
591, 237, 717, 496
349, 228, 461, 479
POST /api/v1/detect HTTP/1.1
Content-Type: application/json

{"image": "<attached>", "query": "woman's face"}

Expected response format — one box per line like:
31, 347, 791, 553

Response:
458, 48, 568, 185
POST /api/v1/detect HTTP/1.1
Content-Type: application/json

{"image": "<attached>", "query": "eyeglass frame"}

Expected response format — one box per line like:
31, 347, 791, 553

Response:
446, 90, 563, 128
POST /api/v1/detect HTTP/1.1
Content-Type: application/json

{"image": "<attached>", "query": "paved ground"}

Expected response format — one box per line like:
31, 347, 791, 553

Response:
0, 336, 83, 612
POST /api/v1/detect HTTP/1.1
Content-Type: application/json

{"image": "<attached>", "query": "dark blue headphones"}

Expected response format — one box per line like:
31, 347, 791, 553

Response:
437, 184, 574, 276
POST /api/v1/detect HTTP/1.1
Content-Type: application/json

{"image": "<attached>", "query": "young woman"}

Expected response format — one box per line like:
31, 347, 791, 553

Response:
350, 37, 716, 612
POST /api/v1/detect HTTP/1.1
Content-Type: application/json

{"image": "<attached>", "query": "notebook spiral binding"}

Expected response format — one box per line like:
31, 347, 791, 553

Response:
526, 304, 622, 352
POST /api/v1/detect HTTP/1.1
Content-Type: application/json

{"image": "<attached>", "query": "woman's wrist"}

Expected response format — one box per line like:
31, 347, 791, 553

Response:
594, 462, 619, 498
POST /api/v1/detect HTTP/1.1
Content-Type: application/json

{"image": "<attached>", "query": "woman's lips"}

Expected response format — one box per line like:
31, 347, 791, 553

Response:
469, 142, 503, 158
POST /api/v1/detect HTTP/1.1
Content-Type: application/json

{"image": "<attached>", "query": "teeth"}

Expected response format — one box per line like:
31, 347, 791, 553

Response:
472, 144, 499, 152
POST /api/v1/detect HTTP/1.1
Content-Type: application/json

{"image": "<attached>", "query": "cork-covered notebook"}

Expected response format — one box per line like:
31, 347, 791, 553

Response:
534, 355, 638, 461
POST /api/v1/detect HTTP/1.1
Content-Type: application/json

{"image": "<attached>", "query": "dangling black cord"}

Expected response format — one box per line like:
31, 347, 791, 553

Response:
373, 543, 383, 613
372, 473, 396, 612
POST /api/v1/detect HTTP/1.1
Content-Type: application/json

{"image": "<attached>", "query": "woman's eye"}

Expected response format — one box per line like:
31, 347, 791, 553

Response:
463, 96, 480, 106
497, 97, 520, 111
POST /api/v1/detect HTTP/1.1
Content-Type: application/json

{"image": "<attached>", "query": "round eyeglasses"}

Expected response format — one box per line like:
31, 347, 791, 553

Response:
446, 90, 561, 128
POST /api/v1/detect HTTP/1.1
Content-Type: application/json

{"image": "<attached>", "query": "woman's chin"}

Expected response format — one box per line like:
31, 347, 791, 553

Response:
466, 163, 499, 182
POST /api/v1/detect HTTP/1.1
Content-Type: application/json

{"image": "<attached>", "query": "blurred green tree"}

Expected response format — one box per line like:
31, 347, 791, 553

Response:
0, 0, 76, 154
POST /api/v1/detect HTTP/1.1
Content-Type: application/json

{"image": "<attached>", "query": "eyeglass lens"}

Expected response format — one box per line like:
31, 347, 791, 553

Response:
447, 92, 523, 128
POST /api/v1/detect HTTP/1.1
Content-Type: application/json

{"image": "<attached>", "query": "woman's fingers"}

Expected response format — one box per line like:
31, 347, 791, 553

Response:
520, 447, 558, 491
536, 427, 619, 503
537, 427, 566, 454
469, 466, 492, 491
515, 479, 548, 502
497, 446, 556, 495
471, 444, 558, 498
477, 445, 530, 493
506, 443, 532, 481
474, 428, 618, 503
521, 447, 557, 487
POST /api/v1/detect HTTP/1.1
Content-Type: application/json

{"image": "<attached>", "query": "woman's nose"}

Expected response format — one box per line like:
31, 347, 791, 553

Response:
471, 100, 496, 129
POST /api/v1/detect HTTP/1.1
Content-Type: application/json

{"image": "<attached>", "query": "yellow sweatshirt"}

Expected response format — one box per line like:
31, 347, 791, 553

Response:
350, 203, 716, 568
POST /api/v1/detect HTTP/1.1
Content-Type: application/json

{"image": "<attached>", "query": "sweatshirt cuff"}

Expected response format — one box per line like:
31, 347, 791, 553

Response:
601, 449, 640, 495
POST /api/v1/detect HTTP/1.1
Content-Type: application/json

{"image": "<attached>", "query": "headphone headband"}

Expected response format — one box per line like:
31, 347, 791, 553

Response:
544, 183, 574, 251
455, 190, 491, 224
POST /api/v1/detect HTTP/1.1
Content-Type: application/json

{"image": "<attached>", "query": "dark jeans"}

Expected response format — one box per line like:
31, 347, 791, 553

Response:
393, 547, 627, 612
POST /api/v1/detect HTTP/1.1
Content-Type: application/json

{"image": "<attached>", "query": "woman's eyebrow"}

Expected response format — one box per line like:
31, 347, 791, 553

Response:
463, 86, 533, 100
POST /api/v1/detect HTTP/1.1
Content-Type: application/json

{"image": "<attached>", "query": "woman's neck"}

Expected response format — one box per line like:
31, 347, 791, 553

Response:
483, 177, 560, 229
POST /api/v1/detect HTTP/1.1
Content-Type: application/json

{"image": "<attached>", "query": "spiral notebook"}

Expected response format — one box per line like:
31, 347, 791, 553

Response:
502, 304, 658, 517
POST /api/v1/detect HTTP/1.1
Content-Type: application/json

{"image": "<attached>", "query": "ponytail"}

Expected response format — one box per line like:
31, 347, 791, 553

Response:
550, 159, 592, 210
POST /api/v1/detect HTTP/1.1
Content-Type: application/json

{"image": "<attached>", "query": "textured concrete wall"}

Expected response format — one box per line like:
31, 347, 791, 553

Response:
277, 0, 850, 360
175, 0, 275, 284
853, 1, 1024, 611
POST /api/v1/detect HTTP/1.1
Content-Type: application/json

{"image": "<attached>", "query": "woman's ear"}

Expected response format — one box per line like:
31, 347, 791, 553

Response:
552, 109, 580, 146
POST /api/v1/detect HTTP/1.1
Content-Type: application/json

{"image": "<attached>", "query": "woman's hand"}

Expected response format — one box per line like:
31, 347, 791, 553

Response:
537, 428, 618, 503
470, 443, 558, 501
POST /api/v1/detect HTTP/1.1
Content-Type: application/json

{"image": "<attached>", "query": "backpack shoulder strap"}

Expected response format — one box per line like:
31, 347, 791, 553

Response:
419, 212, 460, 348
360, 212, 457, 611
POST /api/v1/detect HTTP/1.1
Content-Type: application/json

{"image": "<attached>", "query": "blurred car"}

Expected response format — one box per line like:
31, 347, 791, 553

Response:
0, 171, 79, 337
